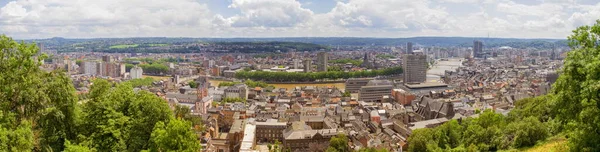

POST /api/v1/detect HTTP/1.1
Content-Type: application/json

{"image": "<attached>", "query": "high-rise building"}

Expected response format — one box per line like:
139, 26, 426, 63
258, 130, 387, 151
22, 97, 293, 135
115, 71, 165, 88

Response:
293, 59, 301, 69
403, 54, 427, 83
102, 55, 114, 62
317, 52, 328, 72
130, 65, 143, 79
80, 61, 97, 75
95, 62, 125, 78
303, 59, 312, 73
407, 42, 413, 54
473, 40, 483, 58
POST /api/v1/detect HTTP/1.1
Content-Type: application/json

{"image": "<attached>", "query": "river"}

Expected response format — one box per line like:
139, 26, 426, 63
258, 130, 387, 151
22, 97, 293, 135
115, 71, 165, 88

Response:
208, 79, 346, 91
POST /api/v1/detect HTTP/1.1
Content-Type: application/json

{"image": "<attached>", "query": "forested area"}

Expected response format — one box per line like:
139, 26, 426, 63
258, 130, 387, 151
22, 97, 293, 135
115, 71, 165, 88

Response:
235, 66, 403, 82
0, 35, 201, 151
407, 20, 600, 152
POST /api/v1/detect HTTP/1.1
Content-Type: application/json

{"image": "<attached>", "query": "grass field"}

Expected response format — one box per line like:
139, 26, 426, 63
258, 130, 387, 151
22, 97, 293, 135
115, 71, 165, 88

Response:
109, 44, 139, 49
524, 135, 568, 152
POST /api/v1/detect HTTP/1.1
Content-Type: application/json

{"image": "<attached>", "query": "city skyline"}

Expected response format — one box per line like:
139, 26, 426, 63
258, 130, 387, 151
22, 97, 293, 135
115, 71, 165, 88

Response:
1, 0, 599, 39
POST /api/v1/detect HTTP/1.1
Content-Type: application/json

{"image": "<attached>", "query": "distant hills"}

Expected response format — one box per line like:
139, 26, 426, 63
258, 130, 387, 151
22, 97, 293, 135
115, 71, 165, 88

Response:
27, 37, 568, 52
198, 37, 568, 49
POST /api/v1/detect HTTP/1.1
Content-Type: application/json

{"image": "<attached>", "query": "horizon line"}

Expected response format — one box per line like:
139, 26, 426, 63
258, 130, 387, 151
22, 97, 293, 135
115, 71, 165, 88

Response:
15, 36, 567, 41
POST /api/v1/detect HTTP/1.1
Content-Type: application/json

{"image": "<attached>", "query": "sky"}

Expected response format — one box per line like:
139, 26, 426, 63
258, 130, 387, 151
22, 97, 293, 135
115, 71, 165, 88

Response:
0, 0, 599, 39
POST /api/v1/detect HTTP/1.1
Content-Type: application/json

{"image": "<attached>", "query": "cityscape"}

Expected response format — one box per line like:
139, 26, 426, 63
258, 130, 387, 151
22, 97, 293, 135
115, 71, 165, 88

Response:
0, 0, 599, 152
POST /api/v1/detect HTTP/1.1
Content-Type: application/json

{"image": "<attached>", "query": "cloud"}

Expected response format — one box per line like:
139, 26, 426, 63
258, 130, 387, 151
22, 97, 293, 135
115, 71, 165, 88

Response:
326, 0, 451, 32
0, 0, 215, 38
440, 0, 480, 3
227, 0, 314, 27
0, 0, 599, 39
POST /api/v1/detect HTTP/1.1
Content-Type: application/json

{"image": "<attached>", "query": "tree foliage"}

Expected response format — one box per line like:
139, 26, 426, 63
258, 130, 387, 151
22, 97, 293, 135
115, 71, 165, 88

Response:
326, 134, 349, 152
122, 77, 155, 88
408, 110, 549, 151
148, 118, 201, 152
0, 35, 202, 152
552, 19, 600, 151
236, 66, 403, 82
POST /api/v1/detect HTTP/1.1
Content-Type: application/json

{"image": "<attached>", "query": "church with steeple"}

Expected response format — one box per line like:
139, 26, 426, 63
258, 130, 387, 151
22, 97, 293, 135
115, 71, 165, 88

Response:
195, 76, 213, 115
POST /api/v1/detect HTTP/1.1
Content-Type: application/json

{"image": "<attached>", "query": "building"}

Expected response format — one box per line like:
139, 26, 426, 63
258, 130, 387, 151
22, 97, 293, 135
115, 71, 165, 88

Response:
359, 80, 394, 102
403, 54, 427, 83
94, 62, 125, 78
195, 77, 213, 115
211, 66, 221, 77
303, 59, 312, 73
223, 70, 237, 78
392, 89, 416, 105
224, 84, 248, 100
102, 55, 114, 62
473, 40, 483, 58
282, 122, 337, 151
130, 65, 143, 79
80, 61, 97, 75
240, 121, 257, 152
407, 42, 413, 54
255, 121, 287, 142
361, 53, 374, 68
413, 96, 455, 121
345, 78, 374, 93
317, 52, 328, 72
293, 59, 301, 69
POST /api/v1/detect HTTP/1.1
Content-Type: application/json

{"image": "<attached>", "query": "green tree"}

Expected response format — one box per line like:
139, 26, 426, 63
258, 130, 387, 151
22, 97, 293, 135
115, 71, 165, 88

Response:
433, 120, 463, 149
188, 81, 198, 88
122, 77, 155, 88
552, 20, 600, 151
147, 118, 201, 152
327, 134, 349, 152
63, 140, 94, 152
125, 91, 173, 151
407, 128, 434, 152
37, 71, 80, 151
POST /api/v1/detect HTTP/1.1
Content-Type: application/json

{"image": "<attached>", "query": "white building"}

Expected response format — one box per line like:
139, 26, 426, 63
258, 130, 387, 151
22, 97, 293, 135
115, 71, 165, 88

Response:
293, 59, 301, 69
130, 65, 143, 79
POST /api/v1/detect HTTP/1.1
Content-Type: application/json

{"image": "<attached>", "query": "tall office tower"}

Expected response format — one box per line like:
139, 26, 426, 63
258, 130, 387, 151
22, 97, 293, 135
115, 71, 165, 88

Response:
317, 52, 328, 72
102, 55, 114, 62
303, 59, 312, 73
407, 42, 413, 54
80, 61, 98, 75
473, 40, 483, 58
293, 59, 301, 69
403, 54, 427, 83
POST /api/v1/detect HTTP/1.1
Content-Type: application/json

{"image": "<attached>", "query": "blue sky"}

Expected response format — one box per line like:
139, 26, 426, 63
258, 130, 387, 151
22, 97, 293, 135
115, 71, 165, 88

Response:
0, 0, 599, 39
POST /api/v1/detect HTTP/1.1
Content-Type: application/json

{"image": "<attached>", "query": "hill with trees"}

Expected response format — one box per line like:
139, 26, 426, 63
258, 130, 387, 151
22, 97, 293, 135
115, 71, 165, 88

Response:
0, 35, 202, 151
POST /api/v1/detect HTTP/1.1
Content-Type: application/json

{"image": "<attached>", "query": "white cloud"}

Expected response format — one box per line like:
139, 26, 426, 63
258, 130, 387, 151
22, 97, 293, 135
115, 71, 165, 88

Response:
326, 0, 451, 31
0, 0, 599, 39
227, 0, 314, 27
0, 0, 215, 38
440, 0, 480, 3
